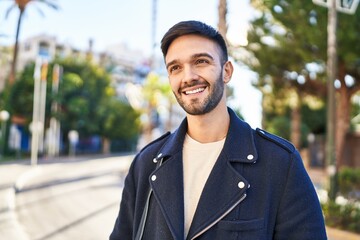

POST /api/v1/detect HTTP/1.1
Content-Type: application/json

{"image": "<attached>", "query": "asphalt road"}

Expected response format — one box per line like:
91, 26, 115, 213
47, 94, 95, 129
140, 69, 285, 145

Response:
14, 156, 132, 240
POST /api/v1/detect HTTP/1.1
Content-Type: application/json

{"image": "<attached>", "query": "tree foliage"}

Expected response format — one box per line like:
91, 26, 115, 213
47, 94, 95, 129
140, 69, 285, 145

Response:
57, 58, 141, 143
240, 0, 360, 153
4, 58, 141, 152
6, 62, 37, 124
57, 58, 113, 137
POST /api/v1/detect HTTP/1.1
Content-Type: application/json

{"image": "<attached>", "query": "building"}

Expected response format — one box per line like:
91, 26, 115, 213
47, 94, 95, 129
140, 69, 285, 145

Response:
0, 45, 12, 90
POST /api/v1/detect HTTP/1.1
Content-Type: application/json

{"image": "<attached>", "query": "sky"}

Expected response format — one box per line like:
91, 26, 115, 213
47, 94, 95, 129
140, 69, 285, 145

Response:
0, 0, 262, 128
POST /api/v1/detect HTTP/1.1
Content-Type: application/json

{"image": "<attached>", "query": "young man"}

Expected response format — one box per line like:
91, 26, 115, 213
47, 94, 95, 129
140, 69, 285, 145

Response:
110, 20, 327, 240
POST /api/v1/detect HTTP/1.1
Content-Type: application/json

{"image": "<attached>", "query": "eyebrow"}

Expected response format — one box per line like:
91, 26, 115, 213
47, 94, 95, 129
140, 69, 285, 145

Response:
166, 52, 215, 70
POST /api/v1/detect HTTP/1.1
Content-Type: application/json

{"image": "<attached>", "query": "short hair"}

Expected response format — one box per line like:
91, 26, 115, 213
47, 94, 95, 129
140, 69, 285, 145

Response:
160, 20, 228, 63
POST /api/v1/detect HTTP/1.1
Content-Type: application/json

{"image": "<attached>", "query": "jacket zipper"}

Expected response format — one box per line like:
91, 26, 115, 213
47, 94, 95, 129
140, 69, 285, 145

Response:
190, 193, 247, 240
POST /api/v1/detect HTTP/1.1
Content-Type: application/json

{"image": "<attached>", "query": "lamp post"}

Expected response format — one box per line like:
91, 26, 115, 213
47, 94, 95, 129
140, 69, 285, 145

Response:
326, 0, 338, 201
31, 58, 48, 166
0, 110, 10, 159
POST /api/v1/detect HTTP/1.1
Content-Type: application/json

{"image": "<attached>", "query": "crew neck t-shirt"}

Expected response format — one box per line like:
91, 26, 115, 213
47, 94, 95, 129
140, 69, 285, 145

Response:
182, 134, 226, 237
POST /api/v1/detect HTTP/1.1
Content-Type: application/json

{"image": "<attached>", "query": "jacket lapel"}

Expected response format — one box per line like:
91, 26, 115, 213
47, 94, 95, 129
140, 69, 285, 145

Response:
187, 109, 258, 239
149, 120, 187, 240
186, 152, 249, 239
150, 152, 184, 239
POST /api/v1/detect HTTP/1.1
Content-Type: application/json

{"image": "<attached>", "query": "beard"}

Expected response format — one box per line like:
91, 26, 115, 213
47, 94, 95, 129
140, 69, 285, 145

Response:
173, 72, 225, 115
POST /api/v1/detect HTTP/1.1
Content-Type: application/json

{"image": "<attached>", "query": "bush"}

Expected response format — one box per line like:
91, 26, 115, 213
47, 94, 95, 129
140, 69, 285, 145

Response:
321, 167, 360, 233
322, 201, 360, 233
338, 167, 360, 200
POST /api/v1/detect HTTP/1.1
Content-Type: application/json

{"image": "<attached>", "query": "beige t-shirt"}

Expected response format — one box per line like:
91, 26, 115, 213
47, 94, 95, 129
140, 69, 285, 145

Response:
182, 134, 225, 237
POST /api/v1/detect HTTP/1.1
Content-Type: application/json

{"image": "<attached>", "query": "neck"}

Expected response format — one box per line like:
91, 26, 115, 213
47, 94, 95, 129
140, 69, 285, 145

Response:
186, 103, 230, 143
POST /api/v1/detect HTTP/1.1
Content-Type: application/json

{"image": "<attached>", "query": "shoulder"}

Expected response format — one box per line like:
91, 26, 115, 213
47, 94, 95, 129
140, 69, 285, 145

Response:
255, 128, 296, 153
137, 131, 172, 157
130, 132, 171, 175
139, 131, 171, 154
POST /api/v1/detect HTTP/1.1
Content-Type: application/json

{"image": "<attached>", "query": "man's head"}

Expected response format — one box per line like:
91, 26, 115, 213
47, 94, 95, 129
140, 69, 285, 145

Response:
160, 21, 233, 116
161, 20, 228, 64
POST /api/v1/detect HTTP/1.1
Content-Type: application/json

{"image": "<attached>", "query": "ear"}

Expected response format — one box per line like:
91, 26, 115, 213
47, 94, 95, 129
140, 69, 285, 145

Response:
223, 61, 234, 84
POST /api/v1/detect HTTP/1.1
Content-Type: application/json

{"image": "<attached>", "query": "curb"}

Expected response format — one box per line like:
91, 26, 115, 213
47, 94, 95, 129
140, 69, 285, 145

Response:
0, 188, 15, 213
14, 166, 42, 192
0, 165, 37, 240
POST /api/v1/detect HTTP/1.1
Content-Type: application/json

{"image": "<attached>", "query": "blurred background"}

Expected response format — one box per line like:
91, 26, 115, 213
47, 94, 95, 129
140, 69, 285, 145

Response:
0, 0, 359, 239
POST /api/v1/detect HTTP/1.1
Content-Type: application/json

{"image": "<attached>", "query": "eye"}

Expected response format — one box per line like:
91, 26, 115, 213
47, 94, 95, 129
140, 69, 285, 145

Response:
195, 58, 209, 65
168, 65, 181, 74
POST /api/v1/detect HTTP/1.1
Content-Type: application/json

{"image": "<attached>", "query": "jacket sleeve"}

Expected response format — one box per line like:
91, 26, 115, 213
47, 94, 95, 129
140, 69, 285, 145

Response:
274, 151, 327, 239
109, 158, 137, 240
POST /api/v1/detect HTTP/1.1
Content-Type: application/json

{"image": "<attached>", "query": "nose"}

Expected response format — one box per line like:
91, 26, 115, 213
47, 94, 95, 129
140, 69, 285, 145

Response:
182, 65, 199, 84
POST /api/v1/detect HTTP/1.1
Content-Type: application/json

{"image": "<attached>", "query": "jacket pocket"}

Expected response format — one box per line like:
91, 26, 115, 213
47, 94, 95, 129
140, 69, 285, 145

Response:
217, 218, 264, 231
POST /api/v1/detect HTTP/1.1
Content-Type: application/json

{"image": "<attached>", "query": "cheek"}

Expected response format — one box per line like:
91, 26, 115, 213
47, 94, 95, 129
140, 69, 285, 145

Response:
169, 79, 180, 93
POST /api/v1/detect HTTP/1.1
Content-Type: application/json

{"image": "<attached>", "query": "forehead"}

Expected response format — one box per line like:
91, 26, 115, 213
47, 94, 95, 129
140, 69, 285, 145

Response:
165, 34, 221, 63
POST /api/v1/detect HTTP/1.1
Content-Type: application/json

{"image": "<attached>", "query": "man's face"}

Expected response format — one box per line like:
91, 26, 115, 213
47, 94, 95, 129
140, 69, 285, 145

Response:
165, 34, 227, 115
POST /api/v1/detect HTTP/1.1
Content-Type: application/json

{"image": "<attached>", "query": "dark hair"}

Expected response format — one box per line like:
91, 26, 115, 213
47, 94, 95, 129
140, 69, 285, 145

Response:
160, 20, 228, 63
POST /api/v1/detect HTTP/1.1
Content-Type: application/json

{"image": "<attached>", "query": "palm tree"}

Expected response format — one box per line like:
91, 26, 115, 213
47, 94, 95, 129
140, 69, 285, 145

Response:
3, 0, 59, 85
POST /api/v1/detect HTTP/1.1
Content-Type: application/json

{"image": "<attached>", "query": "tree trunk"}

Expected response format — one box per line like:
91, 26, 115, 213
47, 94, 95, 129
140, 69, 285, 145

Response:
217, 0, 228, 45
335, 63, 351, 167
9, 7, 24, 85
102, 137, 111, 154
290, 92, 302, 150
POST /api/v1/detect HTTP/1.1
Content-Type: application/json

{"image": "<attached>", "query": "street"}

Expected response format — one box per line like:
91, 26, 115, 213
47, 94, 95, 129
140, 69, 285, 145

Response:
13, 155, 132, 240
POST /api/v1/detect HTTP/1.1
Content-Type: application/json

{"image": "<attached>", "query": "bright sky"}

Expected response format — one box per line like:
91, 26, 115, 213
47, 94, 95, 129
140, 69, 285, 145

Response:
0, 0, 262, 128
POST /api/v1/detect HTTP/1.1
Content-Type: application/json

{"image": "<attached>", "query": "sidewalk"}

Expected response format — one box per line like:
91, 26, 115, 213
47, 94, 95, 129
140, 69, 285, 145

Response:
0, 161, 32, 240
326, 226, 360, 240
0, 154, 130, 240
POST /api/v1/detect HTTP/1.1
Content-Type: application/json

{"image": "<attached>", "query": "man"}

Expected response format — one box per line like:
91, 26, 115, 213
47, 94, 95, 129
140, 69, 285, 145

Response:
110, 20, 327, 240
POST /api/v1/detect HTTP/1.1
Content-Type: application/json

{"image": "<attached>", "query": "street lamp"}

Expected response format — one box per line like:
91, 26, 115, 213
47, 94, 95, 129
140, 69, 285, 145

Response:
0, 110, 10, 158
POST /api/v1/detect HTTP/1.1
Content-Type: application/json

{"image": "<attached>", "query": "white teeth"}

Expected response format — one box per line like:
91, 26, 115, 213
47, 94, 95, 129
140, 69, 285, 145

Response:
185, 88, 205, 95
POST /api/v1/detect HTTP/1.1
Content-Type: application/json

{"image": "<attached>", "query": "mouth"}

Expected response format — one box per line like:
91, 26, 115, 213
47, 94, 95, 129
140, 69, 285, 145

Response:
184, 87, 206, 95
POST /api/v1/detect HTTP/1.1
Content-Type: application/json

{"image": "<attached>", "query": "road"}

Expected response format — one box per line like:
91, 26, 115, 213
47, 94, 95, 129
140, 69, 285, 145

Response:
14, 155, 132, 240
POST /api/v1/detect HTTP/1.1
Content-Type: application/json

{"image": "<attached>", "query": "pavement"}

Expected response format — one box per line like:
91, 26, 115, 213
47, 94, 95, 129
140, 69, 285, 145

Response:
0, 160, 32, 240
0, 156, 359, 240
0, 154, 130, 240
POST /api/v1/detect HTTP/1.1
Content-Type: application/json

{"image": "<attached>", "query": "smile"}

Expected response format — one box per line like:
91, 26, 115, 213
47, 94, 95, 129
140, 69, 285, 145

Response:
184, 87, 205, 95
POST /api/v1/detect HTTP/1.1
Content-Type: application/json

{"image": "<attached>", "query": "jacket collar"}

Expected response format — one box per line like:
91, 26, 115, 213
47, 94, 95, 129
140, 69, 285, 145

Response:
222, 108, 258, 163
158, 107, 258, 164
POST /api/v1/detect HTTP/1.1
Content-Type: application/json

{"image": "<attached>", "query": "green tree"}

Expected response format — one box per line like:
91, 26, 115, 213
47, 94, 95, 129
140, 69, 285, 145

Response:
240, 1, 329, 148
97, 98, 141, 153
57, 58, 112, 137
2, 0, 59, 85
4, 58, 141, 154
241, 1, 360, 157
57, 58, 141, 152
6, 62, 39, 124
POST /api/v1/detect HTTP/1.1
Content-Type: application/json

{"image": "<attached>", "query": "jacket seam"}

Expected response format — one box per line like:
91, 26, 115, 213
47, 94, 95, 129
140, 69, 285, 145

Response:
274, 151, 295, 226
